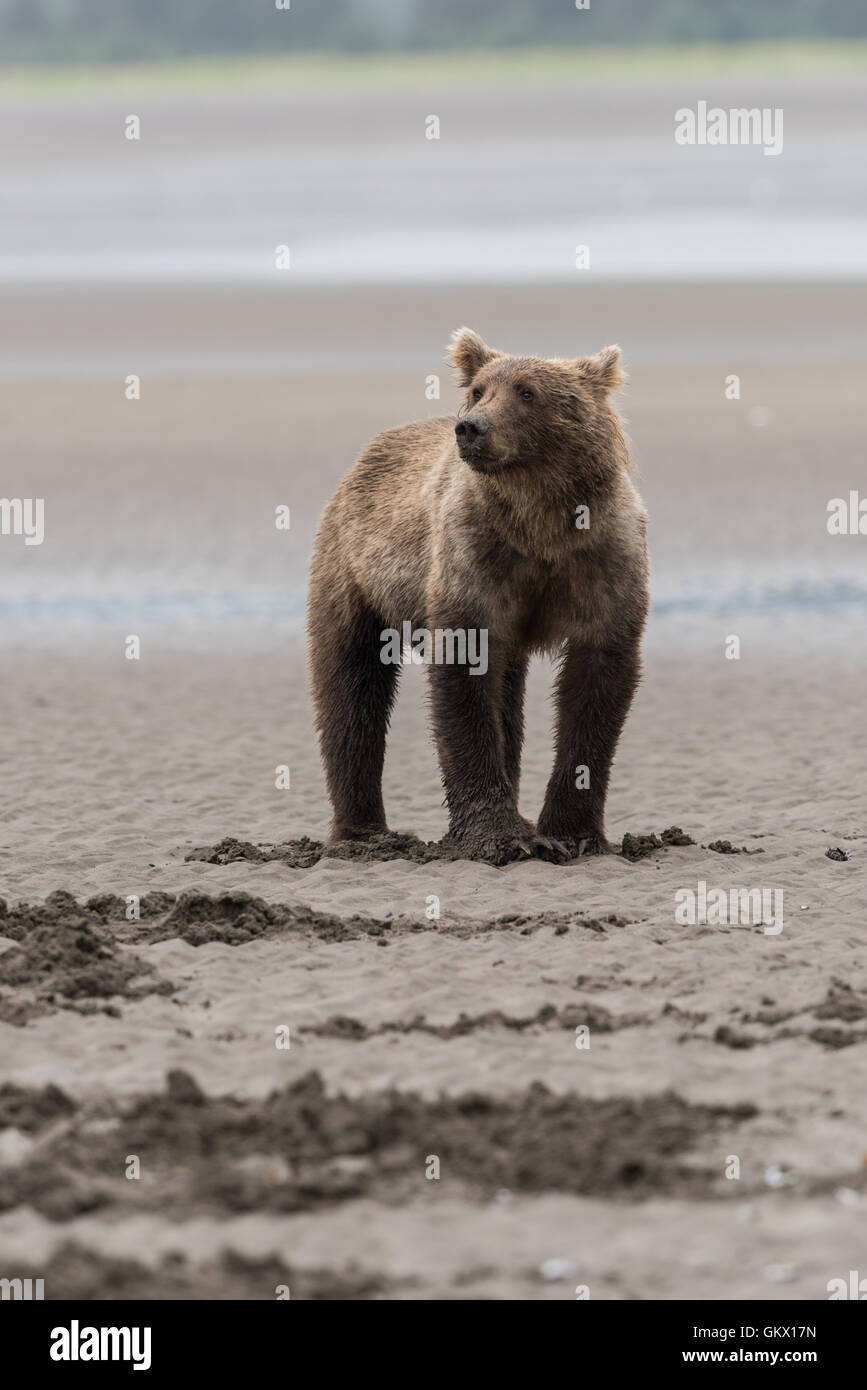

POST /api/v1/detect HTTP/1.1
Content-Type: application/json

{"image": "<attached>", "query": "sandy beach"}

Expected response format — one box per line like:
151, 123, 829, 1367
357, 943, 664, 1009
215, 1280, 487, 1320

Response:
2, 328, 866, 1299
1, 63, 865, 1301
1, 609, 865, 1298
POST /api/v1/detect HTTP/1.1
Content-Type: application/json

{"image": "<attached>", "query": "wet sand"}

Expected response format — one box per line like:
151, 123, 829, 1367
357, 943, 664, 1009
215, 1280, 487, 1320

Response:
1, 264, 865, 1300
1, 604, 865, 1299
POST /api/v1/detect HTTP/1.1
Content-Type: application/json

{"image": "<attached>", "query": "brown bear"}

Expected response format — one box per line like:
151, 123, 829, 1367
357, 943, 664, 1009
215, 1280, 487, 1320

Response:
307, 328, 649, 865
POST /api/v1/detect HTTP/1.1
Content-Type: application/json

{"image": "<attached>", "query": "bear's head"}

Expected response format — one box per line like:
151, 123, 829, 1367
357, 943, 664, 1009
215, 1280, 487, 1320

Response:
446, 328, 627, 486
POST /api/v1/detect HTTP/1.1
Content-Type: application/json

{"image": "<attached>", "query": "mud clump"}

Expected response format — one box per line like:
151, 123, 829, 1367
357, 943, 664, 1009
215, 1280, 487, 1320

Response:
0, 890, 172, 1025
13, 1243, 394, 1300
496, 910, 628, 935
149, 890, 296, 946
813, 980, 867, 1024
187, 832, 448, 867
698, 980, 867, 1051
189, 830, 697, 868
660, 827, 696, 847
621, 826, 695, 862
309, 1001, 643, 1041
707, 840, 764, 855
713, 1024, 757, 1050
187, 837, 325, 868
324, 832, 445, 864
809, 1026, 867, 1050
622, 832, 663, 861
0, 1082, 76, 1133
2, 1069, 758, 1220
129, 890, 396, 947
1, 892, 635, 966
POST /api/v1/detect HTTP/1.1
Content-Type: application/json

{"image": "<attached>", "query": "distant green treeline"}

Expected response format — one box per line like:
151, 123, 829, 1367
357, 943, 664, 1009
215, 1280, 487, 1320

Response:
1, 0, 866, 63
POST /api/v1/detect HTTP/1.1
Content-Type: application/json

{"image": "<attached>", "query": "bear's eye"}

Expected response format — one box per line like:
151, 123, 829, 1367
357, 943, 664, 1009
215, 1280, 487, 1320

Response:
472, 386, 483, 402
518, 386, 534, 402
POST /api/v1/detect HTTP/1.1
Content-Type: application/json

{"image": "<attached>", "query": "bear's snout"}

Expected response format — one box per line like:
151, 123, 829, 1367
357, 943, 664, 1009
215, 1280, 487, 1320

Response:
455, 414, 491, 459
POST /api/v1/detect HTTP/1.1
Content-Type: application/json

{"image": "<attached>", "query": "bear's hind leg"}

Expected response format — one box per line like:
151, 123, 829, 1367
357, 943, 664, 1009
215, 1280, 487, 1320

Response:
537, 636, 642, 855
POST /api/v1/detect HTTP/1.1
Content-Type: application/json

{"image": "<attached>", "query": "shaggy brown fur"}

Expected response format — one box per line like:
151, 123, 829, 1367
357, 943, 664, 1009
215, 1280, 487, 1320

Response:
308, 329, 649, 865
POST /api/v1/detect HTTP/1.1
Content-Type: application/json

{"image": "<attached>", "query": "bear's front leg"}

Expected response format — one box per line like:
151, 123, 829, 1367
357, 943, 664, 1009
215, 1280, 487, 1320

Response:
537, 636, 643, 856
427, 636, 568, 866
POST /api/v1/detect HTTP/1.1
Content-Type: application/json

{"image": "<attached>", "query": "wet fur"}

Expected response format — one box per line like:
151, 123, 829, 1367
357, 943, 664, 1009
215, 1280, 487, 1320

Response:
308, 329, 650, 864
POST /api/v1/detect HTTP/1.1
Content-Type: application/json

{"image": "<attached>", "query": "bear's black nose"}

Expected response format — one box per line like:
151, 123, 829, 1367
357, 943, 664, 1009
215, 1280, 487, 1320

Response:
455, 416, 490, 449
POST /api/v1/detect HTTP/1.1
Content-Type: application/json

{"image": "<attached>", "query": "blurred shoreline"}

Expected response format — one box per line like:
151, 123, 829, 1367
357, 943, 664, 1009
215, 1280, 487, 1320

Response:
3, 41, 867, 93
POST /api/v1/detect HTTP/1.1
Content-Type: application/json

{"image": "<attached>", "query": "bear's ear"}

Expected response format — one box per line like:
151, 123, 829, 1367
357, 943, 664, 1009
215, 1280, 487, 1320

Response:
446, 327, 502, 386
575, 344, 624, 395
